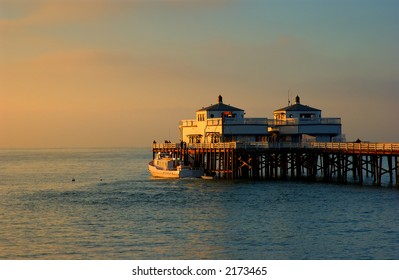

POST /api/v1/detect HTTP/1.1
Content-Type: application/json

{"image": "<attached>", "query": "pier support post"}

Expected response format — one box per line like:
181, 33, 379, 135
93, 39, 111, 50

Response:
358, 154, 363, 185
352, 154, 358, 182
269, 153, 274, 178
289, 153, 295, 179
388, 156, 393, 184
337, 153, 342, 183
323, 154, 330, 182
395, 156, 399, 187
371, 155, 377, 183
281, 152, 287, 179
296, 152, 302, 178
376, 155, 382, 186
345, 154, 350, 183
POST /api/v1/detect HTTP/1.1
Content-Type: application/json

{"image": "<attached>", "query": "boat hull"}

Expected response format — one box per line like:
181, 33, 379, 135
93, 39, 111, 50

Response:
201, 175, 215, 180
179, 168, 204, 178
148, 162, 179, 178
148, 161, 203, 178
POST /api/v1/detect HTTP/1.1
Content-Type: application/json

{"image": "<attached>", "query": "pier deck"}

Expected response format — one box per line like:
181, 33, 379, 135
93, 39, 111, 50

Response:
152, 142, 399, 186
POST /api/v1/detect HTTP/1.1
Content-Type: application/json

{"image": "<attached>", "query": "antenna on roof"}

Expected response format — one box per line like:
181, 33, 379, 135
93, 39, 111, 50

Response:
288, 89, 291, 106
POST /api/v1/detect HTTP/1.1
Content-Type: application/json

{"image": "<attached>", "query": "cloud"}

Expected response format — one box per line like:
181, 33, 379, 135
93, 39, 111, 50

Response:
0, 0, 230, 28
0, 0, 143, 34
1, 46, 219, 110
0, 46, 224, 147
0, 0, 138, 67
158, 0, 232, 8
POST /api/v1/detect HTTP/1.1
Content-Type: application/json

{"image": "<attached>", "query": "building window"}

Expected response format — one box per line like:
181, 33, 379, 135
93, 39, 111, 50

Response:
300, 113, 315, 119
198, 114, 205, 121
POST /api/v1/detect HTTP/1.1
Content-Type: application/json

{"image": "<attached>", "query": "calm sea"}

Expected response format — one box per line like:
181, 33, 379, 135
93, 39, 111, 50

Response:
1, 148, 398, 260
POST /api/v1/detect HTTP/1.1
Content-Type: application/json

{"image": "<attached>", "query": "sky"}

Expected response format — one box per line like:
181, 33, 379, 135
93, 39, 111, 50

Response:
1, 0, 398, 148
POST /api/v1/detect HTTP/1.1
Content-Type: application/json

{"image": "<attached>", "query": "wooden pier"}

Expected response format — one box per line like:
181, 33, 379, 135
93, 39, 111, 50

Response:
152, 142, 399, 186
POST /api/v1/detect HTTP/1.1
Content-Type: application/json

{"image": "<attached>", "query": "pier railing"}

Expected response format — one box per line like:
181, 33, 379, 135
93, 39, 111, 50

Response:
243, 142, 399, 154
268, 118, 341, 126
153, 142, 238, 149
309, 142, 399, 154
179, 118, 342, 128
180, 118, 269, 127
153, 142, 399, 154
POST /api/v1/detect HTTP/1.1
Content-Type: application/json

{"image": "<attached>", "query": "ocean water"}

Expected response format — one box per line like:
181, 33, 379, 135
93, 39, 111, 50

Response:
1, 148, 399, 260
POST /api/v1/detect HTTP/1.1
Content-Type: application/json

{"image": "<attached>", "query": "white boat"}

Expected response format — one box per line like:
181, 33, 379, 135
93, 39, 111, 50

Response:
201, 175, 215, 180
201, 171, 216, 180
148, 152, 203, 178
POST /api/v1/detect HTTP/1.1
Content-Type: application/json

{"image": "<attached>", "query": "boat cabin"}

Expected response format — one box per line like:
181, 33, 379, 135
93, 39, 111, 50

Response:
153, 152, 179, 170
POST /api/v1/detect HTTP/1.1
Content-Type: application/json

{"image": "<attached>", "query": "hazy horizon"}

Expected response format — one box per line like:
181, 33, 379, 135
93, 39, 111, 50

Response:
1, 0, 399, 148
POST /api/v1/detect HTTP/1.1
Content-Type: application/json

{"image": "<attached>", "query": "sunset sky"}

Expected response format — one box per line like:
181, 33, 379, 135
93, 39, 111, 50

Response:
1, 0, 398, 148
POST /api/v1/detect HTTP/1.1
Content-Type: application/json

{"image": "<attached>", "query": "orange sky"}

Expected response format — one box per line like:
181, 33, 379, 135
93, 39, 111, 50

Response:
1, 0, 399, 148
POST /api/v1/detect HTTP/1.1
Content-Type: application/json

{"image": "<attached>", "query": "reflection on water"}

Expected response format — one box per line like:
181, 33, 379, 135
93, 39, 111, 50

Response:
1, 148, 399, 259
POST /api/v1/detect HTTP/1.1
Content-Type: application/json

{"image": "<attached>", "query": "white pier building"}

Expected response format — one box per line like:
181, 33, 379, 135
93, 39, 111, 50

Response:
179, 95, 342, 144
179, 95, 268, 144
269, 96, 342, 142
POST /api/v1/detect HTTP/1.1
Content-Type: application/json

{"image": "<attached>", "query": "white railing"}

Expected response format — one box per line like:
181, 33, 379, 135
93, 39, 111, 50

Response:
309, 142, 399, 153
180, 117, 341, 129
268, 118, 341, 126
153, 142, 399, 154
206, 118, 268, 126
242, 118, 268, 125
153, 143, 179, 149
188, 142, 237, 149
179, 120, 197, 127
207, 119, 222, 126
153, 142, 238, 149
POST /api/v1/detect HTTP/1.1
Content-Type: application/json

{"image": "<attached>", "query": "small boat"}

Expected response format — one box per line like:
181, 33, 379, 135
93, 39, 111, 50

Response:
201, 175, 215, 180
201, 171, 216, 180
148, 152, 204, 178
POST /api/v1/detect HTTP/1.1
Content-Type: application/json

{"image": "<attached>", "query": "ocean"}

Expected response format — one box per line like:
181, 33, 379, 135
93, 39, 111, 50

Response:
1, 148, 398, 260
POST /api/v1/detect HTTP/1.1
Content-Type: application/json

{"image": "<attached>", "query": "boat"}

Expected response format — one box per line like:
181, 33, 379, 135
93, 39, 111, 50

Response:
148, 152, 204, 178
201, 175, 215, 180
201, 171, 216, 180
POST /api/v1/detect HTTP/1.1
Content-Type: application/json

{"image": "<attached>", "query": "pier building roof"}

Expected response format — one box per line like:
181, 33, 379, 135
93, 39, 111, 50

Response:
274, 96, 320, 112
197, 95, 243, 112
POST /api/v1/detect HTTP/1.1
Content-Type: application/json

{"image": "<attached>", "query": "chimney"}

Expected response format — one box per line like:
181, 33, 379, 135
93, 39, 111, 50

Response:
295, 95, 300, 104
218, 95, 223, 103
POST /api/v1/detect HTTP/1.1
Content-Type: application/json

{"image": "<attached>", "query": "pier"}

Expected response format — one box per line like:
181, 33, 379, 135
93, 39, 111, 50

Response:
152, 142, 399, 186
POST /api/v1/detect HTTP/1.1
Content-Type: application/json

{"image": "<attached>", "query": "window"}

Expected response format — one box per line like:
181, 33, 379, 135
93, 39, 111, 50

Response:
222, 112, 236, 119
197, 114, 205, 121
300, 113, 315, 119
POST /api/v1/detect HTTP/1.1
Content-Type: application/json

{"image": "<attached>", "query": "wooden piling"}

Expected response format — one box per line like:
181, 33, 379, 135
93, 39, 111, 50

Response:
396, 156, 399, 187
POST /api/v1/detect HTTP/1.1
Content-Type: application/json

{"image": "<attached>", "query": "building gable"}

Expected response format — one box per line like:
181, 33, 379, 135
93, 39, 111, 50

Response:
197, 95, 243, 112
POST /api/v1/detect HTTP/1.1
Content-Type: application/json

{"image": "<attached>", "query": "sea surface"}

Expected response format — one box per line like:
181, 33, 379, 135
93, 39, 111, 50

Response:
1, 148, 399, 260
